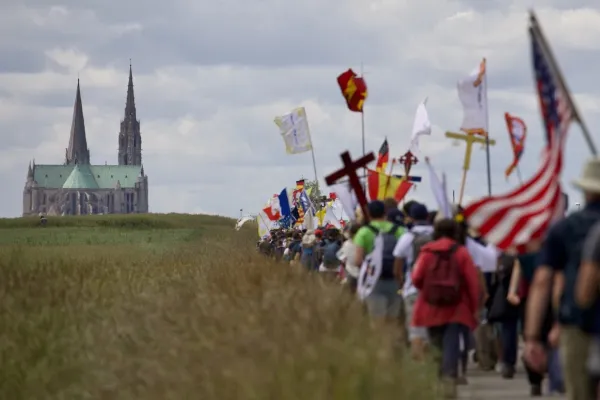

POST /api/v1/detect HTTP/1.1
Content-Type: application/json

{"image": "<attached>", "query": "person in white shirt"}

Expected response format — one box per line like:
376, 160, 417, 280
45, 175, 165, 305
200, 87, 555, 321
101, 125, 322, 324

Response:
337, 223, 361, 292
393, 202, 434, 360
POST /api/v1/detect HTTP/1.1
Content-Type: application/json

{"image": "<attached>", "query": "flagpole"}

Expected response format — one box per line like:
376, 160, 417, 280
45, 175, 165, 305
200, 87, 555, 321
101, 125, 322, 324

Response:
483, 58, 492, 196
360, 62, 367, 190
310, 146, 320, 199
516, 166, 523, 184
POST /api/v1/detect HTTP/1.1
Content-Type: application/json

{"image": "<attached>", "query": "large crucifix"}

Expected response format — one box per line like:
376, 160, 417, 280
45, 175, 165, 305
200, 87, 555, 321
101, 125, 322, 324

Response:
445, 131, 496, 205
325, 150, 375, 223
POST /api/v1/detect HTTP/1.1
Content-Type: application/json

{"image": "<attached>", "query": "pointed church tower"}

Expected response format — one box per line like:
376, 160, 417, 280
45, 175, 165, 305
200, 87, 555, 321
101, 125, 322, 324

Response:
65, 80, 91, 165
118, 62, 142, 165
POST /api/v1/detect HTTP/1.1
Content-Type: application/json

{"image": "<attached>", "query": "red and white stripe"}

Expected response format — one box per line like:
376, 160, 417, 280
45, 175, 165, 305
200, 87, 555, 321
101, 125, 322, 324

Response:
464, 93, 573, 250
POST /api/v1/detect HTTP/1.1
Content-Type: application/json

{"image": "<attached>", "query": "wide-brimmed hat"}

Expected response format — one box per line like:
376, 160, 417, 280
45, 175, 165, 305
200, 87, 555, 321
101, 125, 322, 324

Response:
572, 158, 600, 194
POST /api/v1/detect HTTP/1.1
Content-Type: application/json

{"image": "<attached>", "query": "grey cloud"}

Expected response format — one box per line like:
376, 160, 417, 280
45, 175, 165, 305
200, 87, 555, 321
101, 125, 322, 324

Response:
0, 0, 598, 218
0, 47, 47, 73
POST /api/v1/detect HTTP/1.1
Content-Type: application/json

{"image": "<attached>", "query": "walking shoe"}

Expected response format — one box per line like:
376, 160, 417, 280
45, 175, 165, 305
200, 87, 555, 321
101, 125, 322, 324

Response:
530, 384, 542, 397
501, 364, 515, 379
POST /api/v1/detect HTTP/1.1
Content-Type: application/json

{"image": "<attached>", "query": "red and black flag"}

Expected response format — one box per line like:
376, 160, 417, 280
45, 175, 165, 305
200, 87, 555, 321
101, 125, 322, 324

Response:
337, 69, 367, 113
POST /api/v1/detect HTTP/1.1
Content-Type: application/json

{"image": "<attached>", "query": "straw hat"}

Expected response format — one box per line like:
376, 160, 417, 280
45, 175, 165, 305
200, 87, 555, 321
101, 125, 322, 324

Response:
572, 158, 600, 194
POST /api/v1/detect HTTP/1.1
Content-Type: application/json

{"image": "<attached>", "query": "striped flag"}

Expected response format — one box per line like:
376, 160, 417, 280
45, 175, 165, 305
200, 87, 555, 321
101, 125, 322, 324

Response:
375, 139, 389, 173
463, 14, 575, 250
367, 169, 412, 202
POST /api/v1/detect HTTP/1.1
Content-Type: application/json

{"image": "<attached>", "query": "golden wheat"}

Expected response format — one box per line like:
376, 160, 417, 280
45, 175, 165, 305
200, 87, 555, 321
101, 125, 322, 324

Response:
0, 214, 438, 399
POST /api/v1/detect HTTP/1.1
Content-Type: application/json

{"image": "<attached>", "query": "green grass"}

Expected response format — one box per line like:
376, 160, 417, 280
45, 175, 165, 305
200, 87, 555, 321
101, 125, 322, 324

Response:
0, 213, 439, 400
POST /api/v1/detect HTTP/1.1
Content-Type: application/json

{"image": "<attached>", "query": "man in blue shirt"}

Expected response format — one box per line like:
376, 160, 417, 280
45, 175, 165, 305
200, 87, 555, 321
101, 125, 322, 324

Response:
524, 158, 600, 400
577, 221, 600, 397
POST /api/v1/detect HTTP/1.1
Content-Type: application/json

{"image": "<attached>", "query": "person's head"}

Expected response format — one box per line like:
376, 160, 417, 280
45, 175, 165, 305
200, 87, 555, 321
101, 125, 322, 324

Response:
427, 210, 437, 225
387, 208, 405, 225
315, 229, 323, 239
383, 197, 398, 212
293, 232, 302, 240
409, 202, 429, 222
403, 200, 417, 215
344, 221, 361, 239
367, 200, 386, 220
573, 158, 600, 205
433, 218, 458, 241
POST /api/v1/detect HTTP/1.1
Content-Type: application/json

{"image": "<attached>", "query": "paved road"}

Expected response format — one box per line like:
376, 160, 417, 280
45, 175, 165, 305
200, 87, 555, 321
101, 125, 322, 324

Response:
459, 361, 566, 399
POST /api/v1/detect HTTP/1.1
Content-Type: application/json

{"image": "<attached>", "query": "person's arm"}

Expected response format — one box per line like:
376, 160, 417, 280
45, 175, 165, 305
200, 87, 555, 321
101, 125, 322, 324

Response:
353, 228, 367, 266
460, 247, 481, 315
524, 222, 566, 341
392, 235, 410, 289
411, 253, 427, 290
576, 223, 600, 307
507, 257, 521, 305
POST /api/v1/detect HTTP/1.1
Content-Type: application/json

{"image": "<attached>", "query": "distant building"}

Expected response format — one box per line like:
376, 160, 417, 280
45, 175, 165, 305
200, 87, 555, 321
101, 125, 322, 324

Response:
22, 65, 149, 216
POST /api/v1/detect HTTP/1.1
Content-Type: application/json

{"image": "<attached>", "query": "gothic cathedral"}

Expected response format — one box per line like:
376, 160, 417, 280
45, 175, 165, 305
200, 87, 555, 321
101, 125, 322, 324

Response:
22, 65, 149, 216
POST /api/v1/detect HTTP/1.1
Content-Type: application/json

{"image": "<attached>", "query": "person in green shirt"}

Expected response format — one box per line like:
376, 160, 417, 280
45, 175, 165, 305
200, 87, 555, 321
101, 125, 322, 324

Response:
354, 200, 405, 320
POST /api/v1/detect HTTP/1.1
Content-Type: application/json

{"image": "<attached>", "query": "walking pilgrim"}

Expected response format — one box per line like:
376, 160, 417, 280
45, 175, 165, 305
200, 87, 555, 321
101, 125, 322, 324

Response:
246, 11, 600, 400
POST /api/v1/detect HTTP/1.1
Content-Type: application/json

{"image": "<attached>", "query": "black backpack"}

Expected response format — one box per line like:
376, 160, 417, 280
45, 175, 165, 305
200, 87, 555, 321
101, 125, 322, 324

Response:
366, 224, 401, 280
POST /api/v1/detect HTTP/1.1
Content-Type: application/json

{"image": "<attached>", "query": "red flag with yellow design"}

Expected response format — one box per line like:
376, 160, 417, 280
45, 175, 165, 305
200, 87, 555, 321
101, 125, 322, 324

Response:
337, 69, 367, 113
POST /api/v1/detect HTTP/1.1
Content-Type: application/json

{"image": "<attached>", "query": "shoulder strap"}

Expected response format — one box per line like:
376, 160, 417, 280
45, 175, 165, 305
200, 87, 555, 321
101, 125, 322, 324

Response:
388, 224, 400, 235
365, 224, 379, 235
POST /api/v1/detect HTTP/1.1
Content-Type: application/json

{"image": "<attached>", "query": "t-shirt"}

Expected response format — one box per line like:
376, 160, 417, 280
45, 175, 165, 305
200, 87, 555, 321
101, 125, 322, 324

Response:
392, 224, 434, 296
582, 221, 600, 334
353, 220, 404, 254
539, 203, 600, 330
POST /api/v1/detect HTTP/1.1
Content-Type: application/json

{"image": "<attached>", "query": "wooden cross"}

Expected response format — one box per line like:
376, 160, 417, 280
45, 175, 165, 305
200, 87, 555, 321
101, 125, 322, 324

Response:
325, 151, 375, 222
445, 131, 496, 204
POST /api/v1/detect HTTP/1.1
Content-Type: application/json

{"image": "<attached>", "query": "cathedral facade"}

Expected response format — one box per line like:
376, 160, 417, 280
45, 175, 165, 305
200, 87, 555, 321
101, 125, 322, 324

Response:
22, 66, 149, 216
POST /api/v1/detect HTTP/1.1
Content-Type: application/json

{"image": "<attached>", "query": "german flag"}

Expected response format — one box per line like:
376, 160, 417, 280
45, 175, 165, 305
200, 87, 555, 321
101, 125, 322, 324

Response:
337, 69, 367, 112
367, 169, 412, 202
375, 139, 389, 173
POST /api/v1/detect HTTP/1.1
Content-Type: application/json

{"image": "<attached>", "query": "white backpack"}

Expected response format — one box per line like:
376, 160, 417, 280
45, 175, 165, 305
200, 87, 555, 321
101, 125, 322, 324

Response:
356, 234, 384, 300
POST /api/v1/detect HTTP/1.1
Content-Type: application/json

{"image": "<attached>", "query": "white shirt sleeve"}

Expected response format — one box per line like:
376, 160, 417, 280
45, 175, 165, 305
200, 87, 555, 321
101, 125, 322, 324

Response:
466, 237, 498, 273
393, 232, 413, 258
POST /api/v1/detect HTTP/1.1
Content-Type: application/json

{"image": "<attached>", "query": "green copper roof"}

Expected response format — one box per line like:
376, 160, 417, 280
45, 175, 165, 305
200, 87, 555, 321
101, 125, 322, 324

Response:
62, 164, 99, 189
33, 164, 142, 189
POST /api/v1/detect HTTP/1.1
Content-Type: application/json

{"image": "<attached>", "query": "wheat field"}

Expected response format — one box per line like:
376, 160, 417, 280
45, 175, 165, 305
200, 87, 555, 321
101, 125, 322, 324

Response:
0, 214, 438, 399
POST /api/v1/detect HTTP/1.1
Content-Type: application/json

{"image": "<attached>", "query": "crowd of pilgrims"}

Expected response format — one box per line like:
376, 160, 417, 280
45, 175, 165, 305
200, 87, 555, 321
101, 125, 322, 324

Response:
256, 196, 600, 400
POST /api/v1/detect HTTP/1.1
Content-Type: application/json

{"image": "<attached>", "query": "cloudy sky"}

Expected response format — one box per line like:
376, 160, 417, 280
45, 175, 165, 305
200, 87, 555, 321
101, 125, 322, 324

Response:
1, 1, 599, 218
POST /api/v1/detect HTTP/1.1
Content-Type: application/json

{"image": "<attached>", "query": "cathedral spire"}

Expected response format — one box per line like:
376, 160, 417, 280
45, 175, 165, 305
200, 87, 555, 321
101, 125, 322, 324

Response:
125, 60, 136, 118
118, 63, 142, 166
65, 79, 90, 165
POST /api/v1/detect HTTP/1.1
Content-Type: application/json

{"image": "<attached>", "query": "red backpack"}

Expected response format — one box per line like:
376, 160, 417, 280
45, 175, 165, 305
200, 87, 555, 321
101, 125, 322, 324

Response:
421, 244, 462, 307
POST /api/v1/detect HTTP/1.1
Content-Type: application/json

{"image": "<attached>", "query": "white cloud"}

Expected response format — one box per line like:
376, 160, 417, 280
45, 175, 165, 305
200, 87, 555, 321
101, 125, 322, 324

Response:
0, 0, 597, 218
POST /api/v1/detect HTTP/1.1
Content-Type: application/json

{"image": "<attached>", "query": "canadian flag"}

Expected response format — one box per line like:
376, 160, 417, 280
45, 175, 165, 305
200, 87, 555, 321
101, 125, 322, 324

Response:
263, 194, 281, 221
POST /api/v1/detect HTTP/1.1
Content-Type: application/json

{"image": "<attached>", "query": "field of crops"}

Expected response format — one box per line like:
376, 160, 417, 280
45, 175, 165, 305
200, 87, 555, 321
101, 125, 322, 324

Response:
0, 214, 437, 399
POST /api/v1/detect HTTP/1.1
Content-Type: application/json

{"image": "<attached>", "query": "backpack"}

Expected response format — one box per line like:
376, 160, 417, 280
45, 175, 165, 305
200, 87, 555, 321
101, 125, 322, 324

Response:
421, 244, 462, 306
322, 240, 341, 267
366, 224, 401, 280
410, 230, 434, 267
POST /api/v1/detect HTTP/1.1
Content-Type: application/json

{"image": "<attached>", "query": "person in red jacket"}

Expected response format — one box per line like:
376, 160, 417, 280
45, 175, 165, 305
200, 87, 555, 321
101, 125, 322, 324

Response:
411, 218, 481, 398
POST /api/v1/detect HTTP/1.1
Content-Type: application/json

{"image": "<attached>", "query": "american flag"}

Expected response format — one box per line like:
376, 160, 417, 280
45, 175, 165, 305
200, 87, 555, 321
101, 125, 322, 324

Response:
463, 14, 574, 250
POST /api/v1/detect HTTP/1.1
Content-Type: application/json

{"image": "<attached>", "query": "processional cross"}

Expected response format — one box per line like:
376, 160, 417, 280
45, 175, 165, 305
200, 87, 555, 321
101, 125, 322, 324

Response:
325, 151, 375, 222
445, 131, 496, 204
394, 150, 422, 183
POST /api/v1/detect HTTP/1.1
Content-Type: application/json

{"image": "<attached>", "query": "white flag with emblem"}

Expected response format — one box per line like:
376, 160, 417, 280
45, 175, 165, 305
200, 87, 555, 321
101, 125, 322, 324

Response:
274, 107, 313, 154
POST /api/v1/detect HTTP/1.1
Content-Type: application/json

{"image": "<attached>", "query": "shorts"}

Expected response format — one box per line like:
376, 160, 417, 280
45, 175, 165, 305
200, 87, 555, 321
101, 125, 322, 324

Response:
364, 279, 402, 319
403, 293, 429, 341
